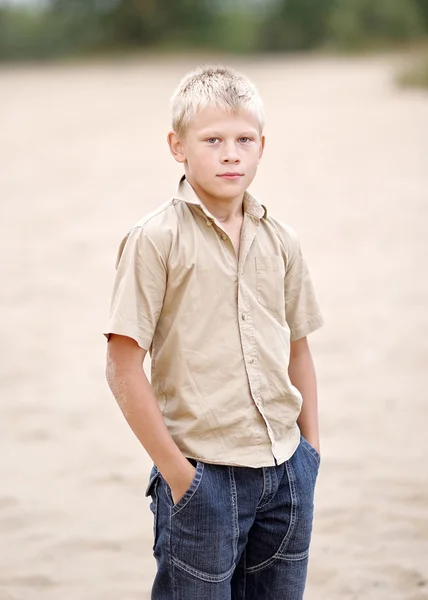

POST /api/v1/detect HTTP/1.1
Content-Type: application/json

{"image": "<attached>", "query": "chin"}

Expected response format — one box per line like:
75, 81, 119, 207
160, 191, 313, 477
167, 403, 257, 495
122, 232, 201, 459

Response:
216, 185, 245, 198
217, 178, 246, 190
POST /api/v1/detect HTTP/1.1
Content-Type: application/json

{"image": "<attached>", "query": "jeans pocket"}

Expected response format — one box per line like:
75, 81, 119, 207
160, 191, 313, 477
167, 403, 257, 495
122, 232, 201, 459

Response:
300, 435, 321, 466
145, 465, 161, 497
170, 463, 237, 582
276, 452, 317, 560
145, 465, 161, 552
171, 461, 204, 514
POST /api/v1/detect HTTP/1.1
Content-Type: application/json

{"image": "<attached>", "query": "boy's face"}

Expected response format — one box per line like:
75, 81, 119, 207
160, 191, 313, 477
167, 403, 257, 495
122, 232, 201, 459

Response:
168, 106, 264, 205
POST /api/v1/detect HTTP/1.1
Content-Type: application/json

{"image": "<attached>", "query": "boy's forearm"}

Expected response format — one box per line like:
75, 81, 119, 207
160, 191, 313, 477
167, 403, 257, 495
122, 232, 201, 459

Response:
288, 340, 320, 453
106, 363, 193, 491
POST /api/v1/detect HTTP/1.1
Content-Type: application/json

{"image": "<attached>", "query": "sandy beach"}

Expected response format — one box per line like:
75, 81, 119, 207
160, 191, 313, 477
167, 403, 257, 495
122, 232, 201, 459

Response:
1, 53, 427, 599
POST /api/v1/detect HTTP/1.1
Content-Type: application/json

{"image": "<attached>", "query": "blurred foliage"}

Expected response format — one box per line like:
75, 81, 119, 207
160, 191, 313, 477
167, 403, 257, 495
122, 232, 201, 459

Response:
1, 0, 428, 61
260, 0, 337, 51
0, 3, 107, 59
328, 0, 424, 50
414, 0, 428, 30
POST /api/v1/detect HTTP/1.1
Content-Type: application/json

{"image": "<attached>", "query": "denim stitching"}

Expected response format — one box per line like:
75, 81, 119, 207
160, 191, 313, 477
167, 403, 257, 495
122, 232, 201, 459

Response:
278, 459, 298, 554
256, 467, 268, 510
144, 467, 160, 497
257, 466, 281, 510
170, 463, 236, 583
277, 549, 309, 562
301, 437, 321, 466
301, 442, 320, 468
168, 485, 175, 599
229, 466, 239, 562
246, 461, 298, 573
246, 547, 309, 574
172, 556, 235, 582
171, 462, 204, 516
257, 469, 276, 510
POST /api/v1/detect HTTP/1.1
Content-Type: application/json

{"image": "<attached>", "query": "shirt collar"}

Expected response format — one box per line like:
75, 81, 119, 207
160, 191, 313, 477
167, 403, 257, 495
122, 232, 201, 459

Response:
175, 175, 267, 221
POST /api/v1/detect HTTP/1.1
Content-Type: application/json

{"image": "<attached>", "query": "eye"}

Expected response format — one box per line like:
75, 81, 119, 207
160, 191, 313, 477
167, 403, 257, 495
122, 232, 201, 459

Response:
206, 137, 220, 144
239, 137, 253, 144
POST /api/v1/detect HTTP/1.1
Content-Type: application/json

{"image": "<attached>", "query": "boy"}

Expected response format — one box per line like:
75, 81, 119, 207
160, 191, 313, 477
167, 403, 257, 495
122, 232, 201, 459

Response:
105, 66, 323, 600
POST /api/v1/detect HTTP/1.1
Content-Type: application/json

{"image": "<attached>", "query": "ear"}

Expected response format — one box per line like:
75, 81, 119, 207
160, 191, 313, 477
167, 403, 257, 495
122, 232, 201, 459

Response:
258, 135, 265, 164
167, 131, 186, 163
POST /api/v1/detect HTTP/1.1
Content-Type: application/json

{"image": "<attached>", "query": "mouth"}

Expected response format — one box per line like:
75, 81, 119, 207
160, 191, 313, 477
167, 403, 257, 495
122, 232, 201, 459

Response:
217, 173, 244, 180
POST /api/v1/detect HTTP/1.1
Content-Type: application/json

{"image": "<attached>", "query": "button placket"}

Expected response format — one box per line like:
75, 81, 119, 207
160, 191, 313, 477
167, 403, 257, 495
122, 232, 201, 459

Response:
237, 286, 260, 400
237, 265, 277, 457
235, 212, 278, 455
237, 216, 261, 404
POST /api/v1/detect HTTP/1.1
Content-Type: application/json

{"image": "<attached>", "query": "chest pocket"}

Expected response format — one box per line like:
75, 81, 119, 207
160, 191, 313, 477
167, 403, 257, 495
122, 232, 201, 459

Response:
255, 256, 285, 314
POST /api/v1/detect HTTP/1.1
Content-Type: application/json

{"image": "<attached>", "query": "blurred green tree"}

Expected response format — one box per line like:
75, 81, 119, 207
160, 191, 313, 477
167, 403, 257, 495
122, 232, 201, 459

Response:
260, 0, 336, 51
94, 0, 213, 48
1, 0, 428, 61
413, 0, 428, 30
328, 0, 424, 49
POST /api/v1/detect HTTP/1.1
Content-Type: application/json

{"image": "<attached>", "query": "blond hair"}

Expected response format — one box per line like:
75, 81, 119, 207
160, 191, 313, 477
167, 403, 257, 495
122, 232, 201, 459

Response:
171, 65, 265, 138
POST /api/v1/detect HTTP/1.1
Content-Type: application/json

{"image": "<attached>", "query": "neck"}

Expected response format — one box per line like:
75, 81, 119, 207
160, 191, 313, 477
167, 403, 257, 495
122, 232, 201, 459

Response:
187, 179, 244, 224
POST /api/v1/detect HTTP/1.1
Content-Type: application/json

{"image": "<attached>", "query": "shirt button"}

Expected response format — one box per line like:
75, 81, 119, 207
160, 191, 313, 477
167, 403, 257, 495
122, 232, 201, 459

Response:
221, 233, 227, 241
206, 219, 213, 226
241, 313, 247, 321
248, 357, 254, 364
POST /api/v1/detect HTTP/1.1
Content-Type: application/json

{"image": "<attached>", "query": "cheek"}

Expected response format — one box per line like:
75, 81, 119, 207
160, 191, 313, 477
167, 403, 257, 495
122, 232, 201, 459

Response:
190, 148, 210, 163
187, 153, 215, 180
246, 148, 260, 166
199, 151, 217, 170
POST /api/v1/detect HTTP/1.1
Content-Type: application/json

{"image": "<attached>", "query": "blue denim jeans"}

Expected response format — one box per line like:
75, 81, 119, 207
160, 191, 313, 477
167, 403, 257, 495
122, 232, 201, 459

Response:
145, 436, 320, 600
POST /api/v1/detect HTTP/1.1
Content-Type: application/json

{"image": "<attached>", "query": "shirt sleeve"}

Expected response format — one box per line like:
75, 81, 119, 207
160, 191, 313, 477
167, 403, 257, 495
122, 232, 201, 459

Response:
104, 226, 167, 351
284, 231, 324, 342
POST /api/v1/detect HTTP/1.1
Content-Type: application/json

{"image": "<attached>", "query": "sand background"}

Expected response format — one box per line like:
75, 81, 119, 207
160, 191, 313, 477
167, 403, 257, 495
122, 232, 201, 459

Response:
1, 54, 427, 599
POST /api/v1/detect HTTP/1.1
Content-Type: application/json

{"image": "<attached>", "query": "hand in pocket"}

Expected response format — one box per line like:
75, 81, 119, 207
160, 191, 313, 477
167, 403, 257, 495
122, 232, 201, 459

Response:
169, 463, 197, 505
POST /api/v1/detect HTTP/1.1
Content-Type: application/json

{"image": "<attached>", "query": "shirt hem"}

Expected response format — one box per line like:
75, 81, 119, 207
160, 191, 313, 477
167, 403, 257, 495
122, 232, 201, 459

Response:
184, 444, 301, 468
290, 315, 324, 342
103, 323, 152, 352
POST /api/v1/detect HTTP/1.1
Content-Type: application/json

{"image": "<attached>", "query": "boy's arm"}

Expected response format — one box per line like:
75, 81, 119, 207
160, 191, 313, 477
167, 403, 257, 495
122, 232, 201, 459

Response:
288, 336, 320, 455
106, 334, 196, 503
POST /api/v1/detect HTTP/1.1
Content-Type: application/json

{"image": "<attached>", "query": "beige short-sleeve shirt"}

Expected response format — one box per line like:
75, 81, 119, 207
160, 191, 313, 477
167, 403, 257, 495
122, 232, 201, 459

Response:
105, 177, 323, 467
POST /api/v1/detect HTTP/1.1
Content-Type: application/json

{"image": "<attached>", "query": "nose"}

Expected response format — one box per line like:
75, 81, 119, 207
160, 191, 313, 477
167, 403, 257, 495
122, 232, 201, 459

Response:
221, 142, 240, 164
